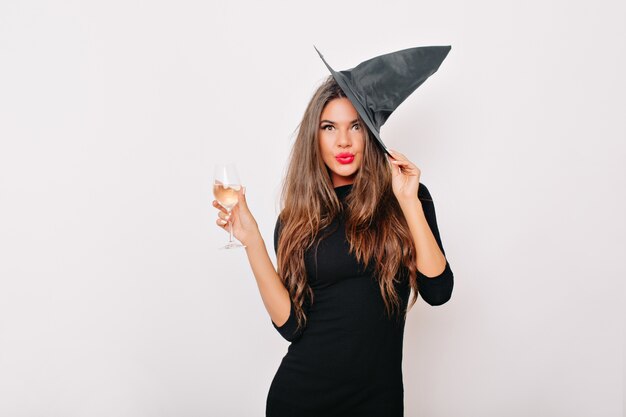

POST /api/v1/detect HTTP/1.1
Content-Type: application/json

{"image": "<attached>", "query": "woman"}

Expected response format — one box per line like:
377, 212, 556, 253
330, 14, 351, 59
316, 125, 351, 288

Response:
212, 75, 453, 416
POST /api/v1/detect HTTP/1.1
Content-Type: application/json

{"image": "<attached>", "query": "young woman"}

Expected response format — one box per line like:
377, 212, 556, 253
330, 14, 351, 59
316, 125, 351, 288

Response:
212, 76, 454, 416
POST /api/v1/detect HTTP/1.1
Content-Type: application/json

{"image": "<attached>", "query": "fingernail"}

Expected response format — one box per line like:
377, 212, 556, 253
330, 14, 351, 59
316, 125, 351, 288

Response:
218, 219, 226, 225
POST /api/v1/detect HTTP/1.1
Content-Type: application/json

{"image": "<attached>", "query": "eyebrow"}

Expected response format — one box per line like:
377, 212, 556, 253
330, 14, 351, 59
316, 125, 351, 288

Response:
319, 119, 360, 125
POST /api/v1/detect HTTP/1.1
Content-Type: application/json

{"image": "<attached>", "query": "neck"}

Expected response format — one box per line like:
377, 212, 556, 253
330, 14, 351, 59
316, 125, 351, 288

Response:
332, 178, 355, 188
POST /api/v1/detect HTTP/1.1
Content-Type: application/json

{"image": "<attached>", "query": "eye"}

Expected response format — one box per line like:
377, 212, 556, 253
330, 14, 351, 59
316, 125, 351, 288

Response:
321, 125, 334, 131
353, 124, 360, 130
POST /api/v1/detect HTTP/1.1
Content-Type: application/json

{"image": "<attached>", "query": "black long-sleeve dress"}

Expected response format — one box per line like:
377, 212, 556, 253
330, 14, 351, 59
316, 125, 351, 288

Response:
266, 183, 454, 417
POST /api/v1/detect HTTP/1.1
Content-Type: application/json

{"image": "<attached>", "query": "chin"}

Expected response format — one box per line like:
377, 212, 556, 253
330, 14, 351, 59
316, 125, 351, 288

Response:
333, 170, 358, 180
334, 166, 356, 175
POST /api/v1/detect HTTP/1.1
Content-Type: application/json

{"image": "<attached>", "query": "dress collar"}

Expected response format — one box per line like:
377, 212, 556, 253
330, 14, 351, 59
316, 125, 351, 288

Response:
333, 184, 353, 200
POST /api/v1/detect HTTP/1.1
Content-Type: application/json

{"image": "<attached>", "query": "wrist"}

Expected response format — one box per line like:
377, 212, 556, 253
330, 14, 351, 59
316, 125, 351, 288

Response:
397, 196, 422, 209
243, 229, 264, 249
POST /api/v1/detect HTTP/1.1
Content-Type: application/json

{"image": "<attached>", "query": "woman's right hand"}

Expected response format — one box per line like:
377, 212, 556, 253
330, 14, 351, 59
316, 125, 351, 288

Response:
212, 186, 260, 246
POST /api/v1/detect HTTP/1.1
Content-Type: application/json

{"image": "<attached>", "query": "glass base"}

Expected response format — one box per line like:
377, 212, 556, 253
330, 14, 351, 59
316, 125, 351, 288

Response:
219, 241, 246, 250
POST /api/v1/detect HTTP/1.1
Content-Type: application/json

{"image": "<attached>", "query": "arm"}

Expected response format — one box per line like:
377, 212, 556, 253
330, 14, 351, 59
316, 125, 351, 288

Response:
398, 183, 454, 306
212, 187, 294, 338
269, 217, 309, 342
244, 229, 293, 334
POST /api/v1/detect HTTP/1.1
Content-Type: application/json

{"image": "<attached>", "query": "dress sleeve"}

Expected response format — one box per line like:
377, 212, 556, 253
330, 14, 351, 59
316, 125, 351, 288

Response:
416, 183, 454, 306
271, 215, 308, 342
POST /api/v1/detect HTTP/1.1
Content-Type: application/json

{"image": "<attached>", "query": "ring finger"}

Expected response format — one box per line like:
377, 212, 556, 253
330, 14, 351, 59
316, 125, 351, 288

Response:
388, 149, 408, 161
213, 200, 229, 214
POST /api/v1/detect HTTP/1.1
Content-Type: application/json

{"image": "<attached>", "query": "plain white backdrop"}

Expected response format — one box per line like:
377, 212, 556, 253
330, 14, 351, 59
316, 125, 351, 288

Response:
1, 1, 624, 416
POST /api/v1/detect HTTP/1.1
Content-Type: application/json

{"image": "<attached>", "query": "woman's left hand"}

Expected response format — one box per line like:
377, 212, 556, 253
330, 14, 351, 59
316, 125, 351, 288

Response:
387, 149, 421, 203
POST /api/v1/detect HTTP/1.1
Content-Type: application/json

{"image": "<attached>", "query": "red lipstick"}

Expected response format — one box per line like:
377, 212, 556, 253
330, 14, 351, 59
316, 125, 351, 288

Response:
335, 152, 355, 165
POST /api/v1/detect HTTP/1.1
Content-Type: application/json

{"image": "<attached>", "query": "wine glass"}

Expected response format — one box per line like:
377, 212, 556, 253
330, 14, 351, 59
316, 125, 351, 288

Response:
213, 163, 246, 249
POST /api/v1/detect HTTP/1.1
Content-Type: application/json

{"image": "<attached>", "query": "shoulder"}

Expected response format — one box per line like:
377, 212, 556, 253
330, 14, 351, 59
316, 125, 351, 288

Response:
274, 212, 283, 236
418, 182, 433, 202
274, 210, 287, 241
273, 212, 284, 254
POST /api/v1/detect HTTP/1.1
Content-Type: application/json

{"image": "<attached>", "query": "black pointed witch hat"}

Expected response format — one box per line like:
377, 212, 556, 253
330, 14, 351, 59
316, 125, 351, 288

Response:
314, 45, 451, 155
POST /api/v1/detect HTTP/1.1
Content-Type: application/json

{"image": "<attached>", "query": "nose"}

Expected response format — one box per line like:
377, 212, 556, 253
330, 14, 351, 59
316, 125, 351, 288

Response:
337, 128, 352, 148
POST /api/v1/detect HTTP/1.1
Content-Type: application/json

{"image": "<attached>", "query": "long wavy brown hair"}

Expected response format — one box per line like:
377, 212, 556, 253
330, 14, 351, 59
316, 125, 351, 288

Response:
276, 75, 424, 332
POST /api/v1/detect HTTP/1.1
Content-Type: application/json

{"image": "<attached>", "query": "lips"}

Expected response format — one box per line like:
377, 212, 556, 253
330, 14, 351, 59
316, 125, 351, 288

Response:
335, 153, 355, 165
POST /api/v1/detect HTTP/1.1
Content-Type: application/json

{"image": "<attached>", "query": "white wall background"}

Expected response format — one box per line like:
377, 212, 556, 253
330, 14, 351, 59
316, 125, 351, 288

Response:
1, 1, 624, 416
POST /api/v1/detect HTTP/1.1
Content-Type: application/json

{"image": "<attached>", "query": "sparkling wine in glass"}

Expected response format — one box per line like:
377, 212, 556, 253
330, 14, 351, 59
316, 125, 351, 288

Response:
213, 163, 245, 249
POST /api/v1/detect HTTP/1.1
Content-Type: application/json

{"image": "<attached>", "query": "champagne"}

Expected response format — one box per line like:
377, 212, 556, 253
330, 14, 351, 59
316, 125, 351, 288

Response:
213, 163, 245, 249
213, 183, 240, 211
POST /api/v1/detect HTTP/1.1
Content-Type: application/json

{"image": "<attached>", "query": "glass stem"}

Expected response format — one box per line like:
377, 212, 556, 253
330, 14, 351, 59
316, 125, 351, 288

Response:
228, 210, 234, 243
